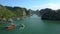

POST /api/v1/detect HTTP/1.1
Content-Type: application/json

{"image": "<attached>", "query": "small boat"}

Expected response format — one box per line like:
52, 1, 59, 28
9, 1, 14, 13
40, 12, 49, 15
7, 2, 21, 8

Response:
12, 17, 17, 20
5, 23, 15, 29
17, 18, 20, 20
18, 24, 25, 30
8, 18, 13, 22
2, 18, 7, 22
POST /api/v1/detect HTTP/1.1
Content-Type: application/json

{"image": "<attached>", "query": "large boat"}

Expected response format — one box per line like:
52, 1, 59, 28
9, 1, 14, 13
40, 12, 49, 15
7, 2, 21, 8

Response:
5, 23, 15, 29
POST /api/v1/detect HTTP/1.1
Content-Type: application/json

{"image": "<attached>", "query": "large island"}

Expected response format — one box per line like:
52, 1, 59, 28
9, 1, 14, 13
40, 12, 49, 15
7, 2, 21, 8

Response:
39, 8, 60, 20
0, 4, 32, 20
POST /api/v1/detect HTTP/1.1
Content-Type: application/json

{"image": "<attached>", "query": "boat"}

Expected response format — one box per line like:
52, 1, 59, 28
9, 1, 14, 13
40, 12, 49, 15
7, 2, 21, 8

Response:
18, 24, 25, 30
17, 18, 20, 20
12, 17, 17, 20
8, 18, 13, 22
5, 23, 15, 29
2, 18, 7, 22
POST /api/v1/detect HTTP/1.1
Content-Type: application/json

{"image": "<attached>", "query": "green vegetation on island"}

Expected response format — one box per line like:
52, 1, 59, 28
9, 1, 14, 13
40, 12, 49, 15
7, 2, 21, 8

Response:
0, 4, 31, 20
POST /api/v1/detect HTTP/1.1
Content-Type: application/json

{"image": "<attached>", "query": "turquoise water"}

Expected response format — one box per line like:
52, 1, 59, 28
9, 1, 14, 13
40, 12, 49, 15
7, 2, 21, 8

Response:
0, 14, 60, 34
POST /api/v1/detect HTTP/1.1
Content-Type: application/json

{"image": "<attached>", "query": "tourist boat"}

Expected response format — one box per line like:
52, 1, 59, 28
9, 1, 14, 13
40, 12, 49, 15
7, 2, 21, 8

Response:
18, 24, 25, 30
17, 18, 20, 20
5, 23, 15, 29
12, 17, 17, 20
2, 18, 7, 22
8, 18, 13, 22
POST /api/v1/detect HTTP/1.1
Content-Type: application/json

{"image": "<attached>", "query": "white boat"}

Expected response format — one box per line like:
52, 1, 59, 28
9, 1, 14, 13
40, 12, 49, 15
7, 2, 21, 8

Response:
19, 24, 25, 30
8, 18, 13, 22
17, 18, 20, 20
2, 18, 7, 22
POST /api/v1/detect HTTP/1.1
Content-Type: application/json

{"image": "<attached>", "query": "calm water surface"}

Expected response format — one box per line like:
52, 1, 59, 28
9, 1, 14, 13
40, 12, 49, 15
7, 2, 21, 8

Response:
0, 14, 60, 34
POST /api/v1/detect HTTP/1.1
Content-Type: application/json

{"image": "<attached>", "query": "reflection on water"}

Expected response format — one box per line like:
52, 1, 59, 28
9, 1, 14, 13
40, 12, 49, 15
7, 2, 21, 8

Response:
42, 20, 60, 24
0, 14, 60, 34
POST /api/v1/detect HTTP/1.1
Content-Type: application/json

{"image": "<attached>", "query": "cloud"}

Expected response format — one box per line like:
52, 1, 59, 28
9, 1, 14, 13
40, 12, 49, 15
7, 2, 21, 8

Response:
31, 3, 60, 10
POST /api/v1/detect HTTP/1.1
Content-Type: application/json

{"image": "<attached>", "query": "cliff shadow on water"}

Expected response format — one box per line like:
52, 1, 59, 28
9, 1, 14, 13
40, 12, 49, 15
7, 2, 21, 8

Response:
42, 20, 60, 24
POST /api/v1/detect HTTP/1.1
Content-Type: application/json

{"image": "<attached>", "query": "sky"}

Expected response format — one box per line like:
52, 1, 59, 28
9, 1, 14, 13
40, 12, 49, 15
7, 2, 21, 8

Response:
0, 0, 60, 10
